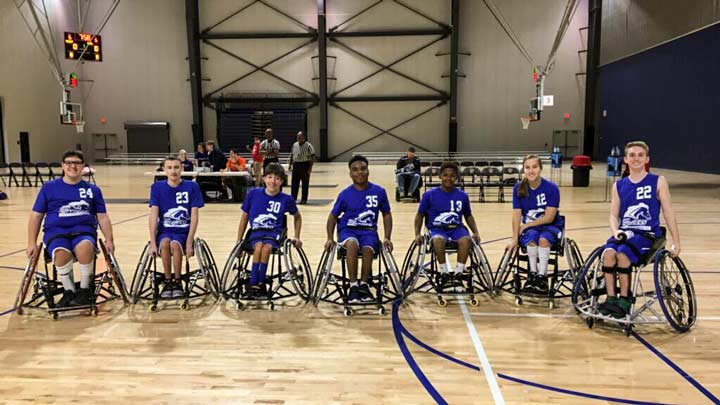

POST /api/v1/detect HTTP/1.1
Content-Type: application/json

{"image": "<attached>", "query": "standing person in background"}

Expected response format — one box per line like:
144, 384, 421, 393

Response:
249, 136, 264, 187
260, 128, 280, 169
289, 131, 315, 205
178, 149, 194, 172
206, 140, 229, 200
194, 142, 208, 168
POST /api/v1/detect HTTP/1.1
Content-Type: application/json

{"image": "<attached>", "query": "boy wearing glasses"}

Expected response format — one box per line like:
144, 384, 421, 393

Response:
27, 150, 115, 307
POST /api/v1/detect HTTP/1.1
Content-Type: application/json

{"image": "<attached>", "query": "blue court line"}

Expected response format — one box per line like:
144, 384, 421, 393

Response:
396, 303, 688, 405
392, 300, 448, 405
497, 373, 675, 405
632, 331, 720, 404
0, 308, 17, 317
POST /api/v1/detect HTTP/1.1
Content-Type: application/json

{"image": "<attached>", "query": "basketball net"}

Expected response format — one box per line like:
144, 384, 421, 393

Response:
520, 116, 531, 130
73, 120, 85, 133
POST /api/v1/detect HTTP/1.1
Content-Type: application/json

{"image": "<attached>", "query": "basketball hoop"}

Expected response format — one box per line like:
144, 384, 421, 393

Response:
520, 116, 531, 130
74, 120, 86, 133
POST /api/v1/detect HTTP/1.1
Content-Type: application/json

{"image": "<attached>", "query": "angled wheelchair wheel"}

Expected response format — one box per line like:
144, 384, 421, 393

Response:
493, 246, 517, 294
130, 242, 153, 304
654, 250, 697, 333
564, 238, 584, 277
380, 244, 403, 300
572, 246, 605, 313
195, 238, 221, 299
312, 247, 336, 306
471, 242, 494, 292
14, 246, 42, 315
220, 242, 246, 300
282, 239, 313, 301
99, 239, 130, 304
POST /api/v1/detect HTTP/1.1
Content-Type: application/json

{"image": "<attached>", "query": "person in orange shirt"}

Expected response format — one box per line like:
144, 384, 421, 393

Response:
222, 149, 250, 202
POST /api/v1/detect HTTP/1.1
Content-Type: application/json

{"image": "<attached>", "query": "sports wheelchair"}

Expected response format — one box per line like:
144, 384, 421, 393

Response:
14, 236, 129, 320
494, 228, 584, 309
401, 234, 494, 307
219, 234, 313, 311
312, 241, 402, 316
572, 229, 696, 335
129, 238, 220, 311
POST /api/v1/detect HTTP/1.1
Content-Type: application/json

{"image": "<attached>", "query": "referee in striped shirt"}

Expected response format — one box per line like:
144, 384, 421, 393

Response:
289, 131, 315, 204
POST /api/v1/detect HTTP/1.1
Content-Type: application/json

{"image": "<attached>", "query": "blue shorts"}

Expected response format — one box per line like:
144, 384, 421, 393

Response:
520, 226, 563, 247
339, 228, 379, 252
603, 233, 655, 265
429, 226, 470, 242
249, 230, 282, 250
45, 234, 97, 258
157, 232, 189, 253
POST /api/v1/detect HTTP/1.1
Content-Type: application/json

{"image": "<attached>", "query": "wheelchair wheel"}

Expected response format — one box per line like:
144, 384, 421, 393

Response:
564, 238, 584, 276
400, 238, 427, 296
130, 242, 153, 304
282, 239, 313, 301
99, 239, 130, 304
493, 247, 517, 294
220, 242, 246, 300
312, 247, 335, 306
572, 246, 605, 313
14, 246, 41, 315
195, 239, 221, 299
654, 250, 697, 333
471, 242, 494, 292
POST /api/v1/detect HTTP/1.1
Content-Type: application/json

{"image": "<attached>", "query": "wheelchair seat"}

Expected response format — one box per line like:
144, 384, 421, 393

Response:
635, 228, 667, 267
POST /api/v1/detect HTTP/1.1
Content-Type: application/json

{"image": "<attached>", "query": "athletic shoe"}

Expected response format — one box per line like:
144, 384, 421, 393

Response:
171, 279, 185, 298
69, 288, 93, 306
161, 280, 174, 298
522, 273, 538, 293
534, 275, 549, 294
450, 274, 465, 292
348, 285, 362, 303
358, 283, 375, 303
57, 290, 76, 308
437, 273, 450, 293
612, 297, 632, 319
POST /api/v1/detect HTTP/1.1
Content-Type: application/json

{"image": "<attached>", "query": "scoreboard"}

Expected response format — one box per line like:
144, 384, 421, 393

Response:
64, 32, 102, 61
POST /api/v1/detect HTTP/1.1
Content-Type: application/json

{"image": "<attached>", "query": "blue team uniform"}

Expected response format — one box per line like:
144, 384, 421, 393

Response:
604, 173, 663, 264
242, 188, 298, 249
418, 187, 472, 242
150, 180, 204, 250
32, 178, 107, 255
512, 178, 564, 247
331, 183, 390, 251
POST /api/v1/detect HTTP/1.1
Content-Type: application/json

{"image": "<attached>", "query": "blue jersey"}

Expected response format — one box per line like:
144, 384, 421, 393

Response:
418, 187, 471, 231
150, 180, 204, 235
617, 173, 661, 235
32, 178, 107, 238
242, 188, 298, 236
331, 182, 390, 231
512, 178, 564, 228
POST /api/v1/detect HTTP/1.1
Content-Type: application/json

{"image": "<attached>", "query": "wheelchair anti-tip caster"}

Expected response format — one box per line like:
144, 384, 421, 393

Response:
548, 300, 555, 310
378, 306, 386, 315
470, 298, 479, 307
515, 296, 523, 306
269, 302, 276, 311
51, 312, 59, 320
343, 307, 353, 317
90, 306, 98, 316
148, 303, 158, 312
180, 301, 190, 311
586, 318, 595, 329
437, 296, 448, 307
235, 301, 244, 310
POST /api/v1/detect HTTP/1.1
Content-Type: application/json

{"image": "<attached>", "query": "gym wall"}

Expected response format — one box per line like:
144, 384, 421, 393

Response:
0, 0, 587, 162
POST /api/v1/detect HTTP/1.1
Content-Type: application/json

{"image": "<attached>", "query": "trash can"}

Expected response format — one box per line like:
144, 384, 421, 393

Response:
571, 155, 592, 187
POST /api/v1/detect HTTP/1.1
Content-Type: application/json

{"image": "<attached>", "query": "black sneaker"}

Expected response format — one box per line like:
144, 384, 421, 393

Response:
256, 284, 270, 299
534, 275, 549, 294
358, 283, 375, 303
522, 273, 538, 293
161, 279, 174, 298
57, 290, 76, 308
348, 285, 361, 303
451, 274, 465, 292
171, 279, 185, 298
69, 288, 93, 306
437, 273, 450, 293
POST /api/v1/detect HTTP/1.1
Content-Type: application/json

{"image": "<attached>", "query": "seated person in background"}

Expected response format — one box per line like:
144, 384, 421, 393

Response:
325, 155, 393, 304
414, 161, 480, 292
507, 154, 564, 294
235, 163, 302, 298
178, 149, 194, 172
149, 156, 204, 298
222, 149, 250, 202
194, 142, 208, 168
27, 150, 115, 307
396, 147, 421, 198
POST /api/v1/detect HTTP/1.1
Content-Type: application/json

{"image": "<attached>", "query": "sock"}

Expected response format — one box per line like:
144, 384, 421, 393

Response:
257, 263, 268, 284
526, 245, 538, 274
250, 262, 259, 285
455, 263, 466, 275
56, 262, 76, 292
538, 247, 550, 276
79, 263, 93, 289
439, 262, 449, 274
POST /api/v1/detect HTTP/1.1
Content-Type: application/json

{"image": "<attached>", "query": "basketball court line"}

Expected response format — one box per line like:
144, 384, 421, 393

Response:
459, 298, 505, 404
468, 311, 720, 322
